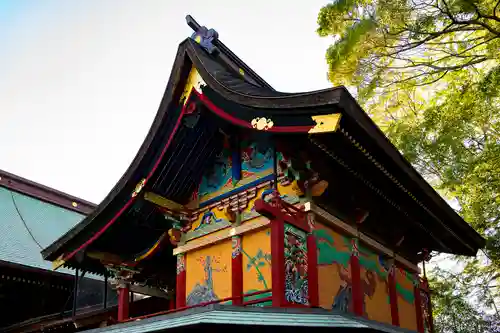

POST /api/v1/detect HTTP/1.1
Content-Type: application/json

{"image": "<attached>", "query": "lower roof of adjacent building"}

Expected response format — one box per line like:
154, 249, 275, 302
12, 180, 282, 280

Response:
83, 305, 419, 333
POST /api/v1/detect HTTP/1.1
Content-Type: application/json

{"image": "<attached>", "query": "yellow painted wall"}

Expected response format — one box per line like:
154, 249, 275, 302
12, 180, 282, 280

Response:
185, 240, 232, 306
315, 223, 353, 312
242, 227, 272, 294
396, 267, 418, 331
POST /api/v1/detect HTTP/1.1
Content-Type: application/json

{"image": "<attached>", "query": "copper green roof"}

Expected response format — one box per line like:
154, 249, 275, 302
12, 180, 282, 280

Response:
0, 171, 94, 274
83, 305, 418, 333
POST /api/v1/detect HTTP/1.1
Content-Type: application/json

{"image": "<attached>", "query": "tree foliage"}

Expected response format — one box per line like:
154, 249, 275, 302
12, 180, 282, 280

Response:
317, 0, 500, 95
317, 0, 500, 330
430, 267, 499, 332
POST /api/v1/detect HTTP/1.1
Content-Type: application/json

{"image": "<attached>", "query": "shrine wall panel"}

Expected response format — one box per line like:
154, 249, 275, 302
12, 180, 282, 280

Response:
185, 149, 308, 242
396, 267, 418, 331
242, 227, 272, 306
185, 240, 231, 306
198, 144, 233, 203
358, 245, 392, 325
194, 139, 274, 207
239, 140, 274, 188
314, 222, 353, 312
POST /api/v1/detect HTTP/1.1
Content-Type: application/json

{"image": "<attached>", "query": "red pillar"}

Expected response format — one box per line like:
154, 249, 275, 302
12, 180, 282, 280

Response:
350, 238, 364, 316
425, 281, 435, 333
271, 218, 285, 307
176, 254, 186, 308
388, 264, 400, 326
414, 279, 425, 333
232, 235, 243, 305
306, 231, 319, 307
117, 283, 130, 322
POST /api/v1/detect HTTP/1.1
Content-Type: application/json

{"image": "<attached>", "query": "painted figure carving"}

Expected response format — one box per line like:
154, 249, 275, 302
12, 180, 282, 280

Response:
194, 211, 222, 231
332, 257, 377, 315
241, 141, 273, 171
315, 229, 383, 315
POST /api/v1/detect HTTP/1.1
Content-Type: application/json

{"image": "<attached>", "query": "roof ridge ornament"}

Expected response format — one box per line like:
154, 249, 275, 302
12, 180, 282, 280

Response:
186, 15, 219, 55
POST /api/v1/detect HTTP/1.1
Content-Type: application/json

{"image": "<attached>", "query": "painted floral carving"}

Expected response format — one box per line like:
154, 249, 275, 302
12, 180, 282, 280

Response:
231, 236, 241, 259
284, 224, 309, 305
176, 255, 185, 275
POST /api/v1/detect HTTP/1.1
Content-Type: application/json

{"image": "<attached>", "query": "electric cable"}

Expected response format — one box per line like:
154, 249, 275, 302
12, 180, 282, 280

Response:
10, 190, 43, 249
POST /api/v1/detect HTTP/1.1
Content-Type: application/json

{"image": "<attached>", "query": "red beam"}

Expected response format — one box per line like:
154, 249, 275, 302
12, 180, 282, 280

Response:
123, 289, 273, 323
243, 296, 273, 306
192, 90, 313, 133
254, 198, 309, 232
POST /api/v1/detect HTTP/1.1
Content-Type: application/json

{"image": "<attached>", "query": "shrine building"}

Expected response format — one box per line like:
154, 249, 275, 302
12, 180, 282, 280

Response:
39, 15, 484, 333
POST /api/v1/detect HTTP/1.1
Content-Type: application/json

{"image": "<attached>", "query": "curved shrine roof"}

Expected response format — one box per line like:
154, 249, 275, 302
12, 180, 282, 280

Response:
41, 16, 485, 271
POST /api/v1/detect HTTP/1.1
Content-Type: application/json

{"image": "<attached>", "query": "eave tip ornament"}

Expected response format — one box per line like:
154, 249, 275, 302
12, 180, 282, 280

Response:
186, 15, 219, 55
52, 254, 66, 270
308, 113, 342, 134
132, 178, 146, 198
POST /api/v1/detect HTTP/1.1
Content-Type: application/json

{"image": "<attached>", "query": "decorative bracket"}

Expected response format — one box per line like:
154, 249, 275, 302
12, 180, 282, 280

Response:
106, 264, 139, 289
254, 190, 308, 231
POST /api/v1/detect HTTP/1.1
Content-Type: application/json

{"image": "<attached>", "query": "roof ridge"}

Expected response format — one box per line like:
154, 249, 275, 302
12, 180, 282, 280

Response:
0, 169, 96, 215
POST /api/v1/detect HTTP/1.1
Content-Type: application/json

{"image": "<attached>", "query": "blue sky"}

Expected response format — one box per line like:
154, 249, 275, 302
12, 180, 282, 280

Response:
0, 0, 333, 202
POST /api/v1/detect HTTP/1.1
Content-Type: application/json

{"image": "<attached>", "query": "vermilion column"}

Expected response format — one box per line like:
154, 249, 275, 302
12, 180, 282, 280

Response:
388, 262, 400, 326
117, 281, 130, 322
306, 213, 319, 307
350, 238, 364, 316
176, 254, 186, 308
271, 218, 285, 307
414, 276, 425, 333
232, 235, 243, 305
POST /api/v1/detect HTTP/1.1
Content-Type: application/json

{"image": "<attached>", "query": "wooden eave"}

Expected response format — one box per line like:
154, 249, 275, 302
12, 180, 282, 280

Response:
41, 40, 194, 264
